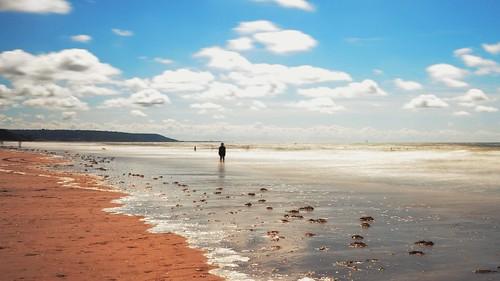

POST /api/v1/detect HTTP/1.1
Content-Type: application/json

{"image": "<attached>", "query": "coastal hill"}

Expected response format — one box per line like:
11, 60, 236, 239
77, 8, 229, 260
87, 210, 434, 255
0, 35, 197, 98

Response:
0, 129, 177, 142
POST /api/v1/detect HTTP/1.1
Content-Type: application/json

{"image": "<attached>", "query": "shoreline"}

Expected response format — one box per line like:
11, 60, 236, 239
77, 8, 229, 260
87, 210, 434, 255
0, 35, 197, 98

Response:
0, 148, 222, 281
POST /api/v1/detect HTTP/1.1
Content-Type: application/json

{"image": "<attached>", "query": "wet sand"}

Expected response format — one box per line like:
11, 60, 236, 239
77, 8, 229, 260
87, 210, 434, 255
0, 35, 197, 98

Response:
0, 149, 222, 281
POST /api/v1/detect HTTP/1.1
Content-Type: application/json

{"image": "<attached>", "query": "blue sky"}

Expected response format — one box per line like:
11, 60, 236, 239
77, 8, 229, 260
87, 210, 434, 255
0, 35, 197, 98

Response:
0, 0, 499, 142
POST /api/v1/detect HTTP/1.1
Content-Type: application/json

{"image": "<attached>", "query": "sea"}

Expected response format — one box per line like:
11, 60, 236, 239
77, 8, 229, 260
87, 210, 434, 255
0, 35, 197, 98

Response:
17, 142, 500, 281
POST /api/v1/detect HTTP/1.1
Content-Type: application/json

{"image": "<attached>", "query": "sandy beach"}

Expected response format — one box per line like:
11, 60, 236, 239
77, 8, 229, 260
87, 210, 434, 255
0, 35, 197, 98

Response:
0, 148, 222, 281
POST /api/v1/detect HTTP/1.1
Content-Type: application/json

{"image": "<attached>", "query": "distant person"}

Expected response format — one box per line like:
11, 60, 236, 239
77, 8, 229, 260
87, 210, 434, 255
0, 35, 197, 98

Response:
218, 142, 226, 162
194, 145, 197, 152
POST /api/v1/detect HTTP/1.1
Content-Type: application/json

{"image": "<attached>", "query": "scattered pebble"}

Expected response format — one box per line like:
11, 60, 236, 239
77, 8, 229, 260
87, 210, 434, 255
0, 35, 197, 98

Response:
351, 234, 364, 240
299, 206, 314, 211
473, 269, 497, 274
414, 240, 434, 247
409, 250, 425, 256
349, 241, 367, 248
361, 222, 371, 228
360, 216, 374, 222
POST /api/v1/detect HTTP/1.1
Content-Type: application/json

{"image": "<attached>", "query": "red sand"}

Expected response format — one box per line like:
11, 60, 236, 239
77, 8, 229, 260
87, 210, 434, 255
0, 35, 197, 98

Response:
0, 149, 223, 281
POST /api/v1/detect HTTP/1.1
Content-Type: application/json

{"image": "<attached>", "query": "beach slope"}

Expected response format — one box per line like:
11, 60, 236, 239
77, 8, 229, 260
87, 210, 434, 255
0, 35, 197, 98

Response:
0, 149, 221, 281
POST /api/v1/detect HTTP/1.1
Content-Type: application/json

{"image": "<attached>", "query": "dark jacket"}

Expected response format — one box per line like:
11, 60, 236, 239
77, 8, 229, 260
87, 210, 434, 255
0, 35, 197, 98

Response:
218, 145, 226, 156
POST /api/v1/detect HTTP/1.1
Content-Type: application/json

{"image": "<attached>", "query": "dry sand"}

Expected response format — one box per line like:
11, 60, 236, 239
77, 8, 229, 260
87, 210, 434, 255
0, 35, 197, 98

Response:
0, 149, 222, 281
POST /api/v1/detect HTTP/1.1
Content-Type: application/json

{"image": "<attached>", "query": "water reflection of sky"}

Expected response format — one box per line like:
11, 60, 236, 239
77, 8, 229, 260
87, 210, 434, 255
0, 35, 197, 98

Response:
22, 142, 500, 281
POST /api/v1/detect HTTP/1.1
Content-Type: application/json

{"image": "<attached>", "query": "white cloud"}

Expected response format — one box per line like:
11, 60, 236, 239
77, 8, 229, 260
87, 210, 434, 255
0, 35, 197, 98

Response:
102, 89, 170, 108
288, 97, 345, 114
298, 80, 387, 99
190, 102, 224, 110
482, 42, 500, 55
373, 69, 383, 75
0, 48, 121, 111
195, 47, 252, 70
475, 105, 498, 113
456, 88, 489, 103
403, 94, 449, 109
0, 49, 120, 86
71, 34, 92, 43
253, 0, 314, 11
71, 85, 118, 97
130, 109, 147, 117
150, 69, 215, 92
233, 20, 317, 54
190, 81, 238, 100
62, 111, 76, 120
0, 0, 70, 14
193, 47, 352, 100
426, 63, 468, 88
453, 111, 470, 116
250, 100, 267, 110
0, 84, 15, 107
453, 48, 472, 56
393, 78, 423, 91
154, 57, 173, 65
23, 96, 88, 111
112, 28, 134, 37
234, 20, 280, 34
456, 51, 500, 75
227, 37, 254, 51
253, 29, 317, 54
190, 102, 224, 114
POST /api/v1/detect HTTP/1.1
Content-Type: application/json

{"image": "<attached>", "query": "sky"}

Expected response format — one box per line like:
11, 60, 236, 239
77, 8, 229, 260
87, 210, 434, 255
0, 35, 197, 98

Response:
0, 0, 499, 142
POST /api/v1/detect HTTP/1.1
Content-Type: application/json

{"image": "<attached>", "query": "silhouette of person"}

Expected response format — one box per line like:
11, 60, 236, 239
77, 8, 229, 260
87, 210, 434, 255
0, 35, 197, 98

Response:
218, 142, 226, 162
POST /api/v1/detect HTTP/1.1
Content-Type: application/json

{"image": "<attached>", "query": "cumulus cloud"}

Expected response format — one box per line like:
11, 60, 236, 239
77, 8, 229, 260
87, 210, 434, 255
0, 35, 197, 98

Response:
455, 49, 500, 75
130, 109, 147, 117
482, 42, 500, 55
288, 97, 345, 114
453, 111, 470, 116
190, 102, 224, 114
112, 28, 134, 37
71, 85, 118, 97
456, 88, 489, 103
62, 111, 76, 120
23, 96, 88, 111
195, 47, 252, 70
227, 37, 254, 51
253, 29, 317, 54
426, 63, 468, 88
150, 69, 215, 92
0, 84, 15, 107
475, 105, 498, 113
153, 57, 173, 65
233, 20, 317, 54
0, 49, 120, 86
190, 81, 238, 100
393, 78, 423, 91
298, 80, 387, 99
253, 0, 314, 11
195, 47, 351, 99
250, 100, 267, 111
123, 69, 215, 95
71, 34, 92, 43
403, 94, 449, 109
234, 20, 280, 34
102, 89, 170, 108
0, 48, 121, 111
0, 0, 71, 14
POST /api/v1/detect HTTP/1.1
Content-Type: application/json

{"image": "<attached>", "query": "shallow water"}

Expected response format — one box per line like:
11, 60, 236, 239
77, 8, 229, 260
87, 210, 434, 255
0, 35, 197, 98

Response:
17, 142, 500, 281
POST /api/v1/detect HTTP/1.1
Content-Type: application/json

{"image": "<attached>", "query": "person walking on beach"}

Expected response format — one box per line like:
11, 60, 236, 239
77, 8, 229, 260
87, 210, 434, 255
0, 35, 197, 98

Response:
218, 143, 226, 162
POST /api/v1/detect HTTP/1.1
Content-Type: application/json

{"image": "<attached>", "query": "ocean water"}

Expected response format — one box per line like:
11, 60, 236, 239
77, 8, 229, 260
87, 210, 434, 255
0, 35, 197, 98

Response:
19, 142, 500, 281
